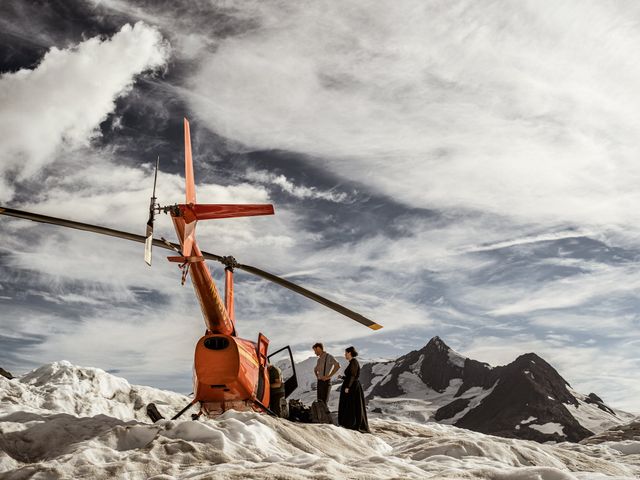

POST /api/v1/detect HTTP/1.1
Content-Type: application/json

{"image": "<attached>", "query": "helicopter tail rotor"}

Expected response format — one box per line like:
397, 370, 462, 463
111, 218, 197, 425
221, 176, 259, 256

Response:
174, 119, 274, 259
184, 118, 196, 206
144, 156, 160, 266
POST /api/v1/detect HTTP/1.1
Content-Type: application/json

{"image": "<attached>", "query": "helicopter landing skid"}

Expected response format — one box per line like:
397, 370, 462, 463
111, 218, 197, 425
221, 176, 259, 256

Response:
146, 399, 199, 423
252, 398, 278, 417
146, 402, 164, 423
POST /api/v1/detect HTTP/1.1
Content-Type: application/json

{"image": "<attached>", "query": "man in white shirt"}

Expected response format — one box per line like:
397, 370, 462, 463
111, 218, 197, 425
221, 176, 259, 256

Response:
312, 342, 340, 404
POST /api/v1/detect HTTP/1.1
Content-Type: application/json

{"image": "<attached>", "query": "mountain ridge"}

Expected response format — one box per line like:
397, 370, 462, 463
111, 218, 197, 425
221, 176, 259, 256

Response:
293, 336, 635, 443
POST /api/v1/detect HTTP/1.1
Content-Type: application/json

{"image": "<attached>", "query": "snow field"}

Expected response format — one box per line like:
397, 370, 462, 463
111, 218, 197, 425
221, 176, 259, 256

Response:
1, 362, 639, 479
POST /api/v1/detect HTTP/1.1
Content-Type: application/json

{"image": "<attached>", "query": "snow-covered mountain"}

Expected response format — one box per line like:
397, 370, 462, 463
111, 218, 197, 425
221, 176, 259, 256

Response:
291, 337, 635, 443
1, 361, 639, 479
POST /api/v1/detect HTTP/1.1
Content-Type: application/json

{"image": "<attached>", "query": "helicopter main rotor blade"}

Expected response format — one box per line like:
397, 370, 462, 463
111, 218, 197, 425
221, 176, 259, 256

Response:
0, 206, 186, 254
0, 206, 382, 330
232, 262, 382, 330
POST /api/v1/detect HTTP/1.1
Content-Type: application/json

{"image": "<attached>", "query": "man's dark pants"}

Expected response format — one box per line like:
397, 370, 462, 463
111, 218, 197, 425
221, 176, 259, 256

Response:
317, 379, 330, 404
271, 392, 285, 417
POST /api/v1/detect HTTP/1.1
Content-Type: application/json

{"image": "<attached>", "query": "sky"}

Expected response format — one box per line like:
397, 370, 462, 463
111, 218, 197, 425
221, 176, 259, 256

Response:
1, 0, 639, 412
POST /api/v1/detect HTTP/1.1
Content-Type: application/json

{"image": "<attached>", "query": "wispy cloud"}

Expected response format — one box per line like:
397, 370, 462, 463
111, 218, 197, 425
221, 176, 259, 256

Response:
245, 169, 352, 203
461, 230, 593, 254
187, 0, 640, 231
483, 263, 640, 317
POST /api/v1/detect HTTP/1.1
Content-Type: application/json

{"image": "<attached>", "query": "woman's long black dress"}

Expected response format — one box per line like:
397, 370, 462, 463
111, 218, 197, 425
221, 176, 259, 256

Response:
338, 358, 370, 433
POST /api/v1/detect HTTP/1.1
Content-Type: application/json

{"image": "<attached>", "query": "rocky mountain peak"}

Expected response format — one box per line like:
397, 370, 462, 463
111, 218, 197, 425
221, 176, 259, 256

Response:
359, 337, 476, 397
425, 336, 449, 352
419, 337, 469, 392
503, 352, 577, 406
357, 337, 625, 444
585, 393, 616, 415
512, 352, 547, 368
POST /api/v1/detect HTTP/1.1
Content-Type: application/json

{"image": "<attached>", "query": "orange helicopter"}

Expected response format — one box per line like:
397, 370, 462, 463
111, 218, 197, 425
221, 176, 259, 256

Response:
0, 119, 382, 420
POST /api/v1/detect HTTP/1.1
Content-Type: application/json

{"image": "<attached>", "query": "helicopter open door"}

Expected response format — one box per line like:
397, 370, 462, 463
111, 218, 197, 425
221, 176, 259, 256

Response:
268, 346, 298, 398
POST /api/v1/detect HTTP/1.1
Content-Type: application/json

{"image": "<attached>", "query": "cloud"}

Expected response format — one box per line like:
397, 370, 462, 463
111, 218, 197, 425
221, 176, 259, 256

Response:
0, 22, 169, 186
461, 230, 593, 254
529, 312, 636, 334
187, 0, 640, 231
482, 263, 640, 317
0, 178, 15, 204
245, 169, 352, 203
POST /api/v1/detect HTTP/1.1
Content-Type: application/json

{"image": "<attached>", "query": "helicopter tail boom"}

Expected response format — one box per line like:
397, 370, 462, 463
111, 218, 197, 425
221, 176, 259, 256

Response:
171, 214, 235, 335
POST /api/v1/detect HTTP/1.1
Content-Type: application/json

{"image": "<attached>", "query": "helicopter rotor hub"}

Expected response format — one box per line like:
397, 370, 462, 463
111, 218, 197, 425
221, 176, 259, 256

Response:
221, 255, 239, 271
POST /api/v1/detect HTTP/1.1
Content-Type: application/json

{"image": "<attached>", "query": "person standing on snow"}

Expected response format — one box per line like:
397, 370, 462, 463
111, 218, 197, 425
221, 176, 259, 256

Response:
338, 346, 369, 433
313, 342, 340, 405
268, 362, 286, 418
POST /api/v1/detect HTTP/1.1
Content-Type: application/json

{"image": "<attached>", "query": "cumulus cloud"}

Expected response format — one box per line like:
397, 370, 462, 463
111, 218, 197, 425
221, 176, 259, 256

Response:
0, 22, 169, 185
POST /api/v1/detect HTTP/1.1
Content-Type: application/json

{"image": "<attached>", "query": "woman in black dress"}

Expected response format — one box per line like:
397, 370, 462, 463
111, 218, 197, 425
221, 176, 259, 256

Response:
338, 346, 370, 433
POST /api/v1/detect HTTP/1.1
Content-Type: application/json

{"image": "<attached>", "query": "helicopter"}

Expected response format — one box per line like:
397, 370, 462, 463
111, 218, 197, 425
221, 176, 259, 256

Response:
0, 119, 382, 420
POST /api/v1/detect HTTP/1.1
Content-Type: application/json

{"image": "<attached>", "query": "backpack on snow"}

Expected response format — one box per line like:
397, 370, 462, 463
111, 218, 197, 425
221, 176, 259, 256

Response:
288, 399, 311, 423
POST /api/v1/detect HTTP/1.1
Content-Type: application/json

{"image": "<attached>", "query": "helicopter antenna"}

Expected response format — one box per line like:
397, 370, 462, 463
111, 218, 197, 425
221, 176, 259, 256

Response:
144, 156, 160, 266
